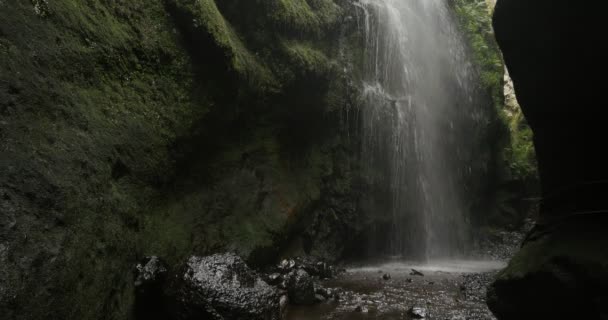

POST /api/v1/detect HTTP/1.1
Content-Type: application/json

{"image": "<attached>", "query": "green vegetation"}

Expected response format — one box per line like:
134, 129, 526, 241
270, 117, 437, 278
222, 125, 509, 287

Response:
264, 0, 342, 35
454, 0, 538, 227
1, 0, 357, 319
168, 0, 279, 91
454, 0, 504, 109
503, 109, 537, 182
282, 40, 332, 75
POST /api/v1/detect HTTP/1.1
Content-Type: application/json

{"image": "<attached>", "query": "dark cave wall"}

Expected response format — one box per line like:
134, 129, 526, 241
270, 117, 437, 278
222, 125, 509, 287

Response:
493, 0, 606, 214
489, 1, 608, 319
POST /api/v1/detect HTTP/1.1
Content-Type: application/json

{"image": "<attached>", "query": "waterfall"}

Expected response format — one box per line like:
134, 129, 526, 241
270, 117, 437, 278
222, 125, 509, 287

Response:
355, 0, 487, 260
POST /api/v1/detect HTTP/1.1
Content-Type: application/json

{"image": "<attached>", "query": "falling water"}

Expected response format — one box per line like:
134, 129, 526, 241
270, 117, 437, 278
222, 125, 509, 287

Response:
355, 0, 487, 260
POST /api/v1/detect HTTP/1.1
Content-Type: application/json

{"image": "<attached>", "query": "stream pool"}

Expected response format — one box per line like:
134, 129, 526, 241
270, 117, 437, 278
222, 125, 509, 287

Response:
286, 260, 506, 320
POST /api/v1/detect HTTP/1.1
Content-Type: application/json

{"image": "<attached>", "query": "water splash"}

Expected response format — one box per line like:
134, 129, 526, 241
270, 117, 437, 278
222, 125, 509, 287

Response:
355, 0, 487, 260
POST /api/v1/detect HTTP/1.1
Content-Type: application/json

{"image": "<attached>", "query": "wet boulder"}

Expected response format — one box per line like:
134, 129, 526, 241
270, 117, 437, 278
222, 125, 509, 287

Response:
286, 269, 316, 305
264, 273, 284, 286
408, 306, 428, 318
276, 257, 337, 279
134, 256, 169, 319
167, 253, 282, 320
134, 256, 168, 293
278, 259, 297, 273
410, 269, 424, 276
296, 257, 336, 279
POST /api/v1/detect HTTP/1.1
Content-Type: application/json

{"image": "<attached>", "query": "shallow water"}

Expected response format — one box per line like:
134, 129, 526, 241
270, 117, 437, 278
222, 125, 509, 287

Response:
286, 260, 503, 320
348, 260, 507, 274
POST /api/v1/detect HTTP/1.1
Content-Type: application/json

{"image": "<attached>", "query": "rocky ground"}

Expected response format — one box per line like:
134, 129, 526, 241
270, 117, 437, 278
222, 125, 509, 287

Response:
286, 261, 503, 320
285, 220, 535, 320
132, 221, 533, 320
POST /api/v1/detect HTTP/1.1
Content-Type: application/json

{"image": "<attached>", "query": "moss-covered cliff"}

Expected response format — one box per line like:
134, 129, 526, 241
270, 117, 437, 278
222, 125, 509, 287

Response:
0, 1, 361, 319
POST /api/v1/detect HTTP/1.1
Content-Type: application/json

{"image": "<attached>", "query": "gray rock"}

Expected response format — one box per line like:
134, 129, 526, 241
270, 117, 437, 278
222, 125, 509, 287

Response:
286, 269, 316, 305
134, 256, 167, 292
167, 253, 281, 320
408, 306, 428, 318
355, 305, 369, 313
279, 295, 289, 318
279, 259, 296, 272
410, 269, 424, 276
266, 273, 283, 286
314, 294, 327, 302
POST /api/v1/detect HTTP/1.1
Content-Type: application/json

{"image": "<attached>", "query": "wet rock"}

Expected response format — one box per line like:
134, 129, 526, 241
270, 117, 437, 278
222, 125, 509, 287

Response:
277, 257, 337, 279
355, 305, 369, 313
382, 273, 391, 280
310, 260, 335, 279
408, 306, 428, 318
329, 288, 341, 301
314, 294, 327, 302
410, 269, 424, 276
315, 286, 330, 299
167, 253, 281, 320
286, 269, 316, 305
279, 259, 296, 272
134, 256, 168, 291
265, 273, 283, 286
279, 295, 289, 318
133, 256, 169, 319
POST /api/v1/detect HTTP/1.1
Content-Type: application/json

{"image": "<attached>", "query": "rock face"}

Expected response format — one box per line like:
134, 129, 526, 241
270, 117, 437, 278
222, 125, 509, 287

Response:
166, 253, 282, 320
285, 269, 316, 305
0, 1, 362, 319
489, 1, 608, 319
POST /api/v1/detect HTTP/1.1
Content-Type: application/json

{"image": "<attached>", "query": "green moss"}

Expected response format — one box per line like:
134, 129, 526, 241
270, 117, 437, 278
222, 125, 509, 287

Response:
265, 0, 341, 35
503, 111, 537, 181
454, 0, 537, 183
454, 0, 538, 228
282, 40, 331, 75
168, 0, 278, 92
1, 0, 356, 319
454, 0, 504, 110
498, 219, 608, 282
1, 1, 205, 319
142, 129, 335, 263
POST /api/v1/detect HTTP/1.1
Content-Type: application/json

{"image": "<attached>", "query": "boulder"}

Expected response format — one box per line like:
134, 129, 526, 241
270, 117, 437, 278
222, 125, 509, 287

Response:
166, 253, 282, 320
277, 257, 337, 279
285, 269, 316, 305
408, 306, 428, 319
134, 256, 168, 292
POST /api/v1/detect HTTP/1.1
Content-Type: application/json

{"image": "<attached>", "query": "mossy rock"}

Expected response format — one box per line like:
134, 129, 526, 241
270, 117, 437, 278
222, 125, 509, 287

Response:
166, 0, 279, 92
488, 216, 608, 319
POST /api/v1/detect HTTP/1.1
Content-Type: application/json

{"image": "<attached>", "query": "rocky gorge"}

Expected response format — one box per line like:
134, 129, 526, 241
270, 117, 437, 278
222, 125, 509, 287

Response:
3, 0, 603, 319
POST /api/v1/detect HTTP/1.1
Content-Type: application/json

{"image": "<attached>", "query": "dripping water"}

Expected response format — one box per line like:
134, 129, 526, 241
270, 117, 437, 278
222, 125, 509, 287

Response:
355, 0, 488, 260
